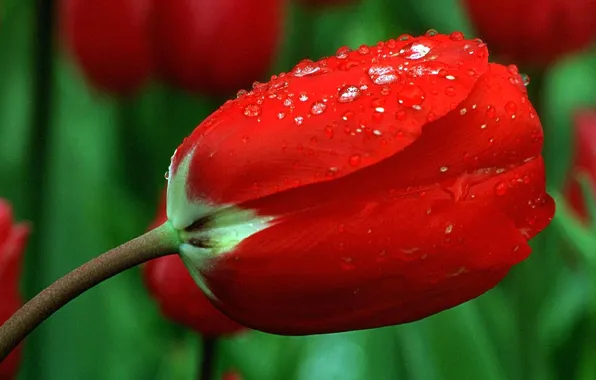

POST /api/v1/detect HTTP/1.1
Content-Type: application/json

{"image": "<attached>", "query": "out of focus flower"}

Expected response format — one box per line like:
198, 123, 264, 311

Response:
565, 110, 596, 220
60, 0, 153, 95
164, 32, 555, 335
143, 194, 245, 336
0, 200, 28, 379
296, 0, 357, 7
463, 0, 596, 66
153, 0, 284, 95
222, 370, 242, 380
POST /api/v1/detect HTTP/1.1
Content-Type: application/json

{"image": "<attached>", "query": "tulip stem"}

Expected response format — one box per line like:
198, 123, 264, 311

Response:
0, 222, 180, 362
200, 337, 218, 380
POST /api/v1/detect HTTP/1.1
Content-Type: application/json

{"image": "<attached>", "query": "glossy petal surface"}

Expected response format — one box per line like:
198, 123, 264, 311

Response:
0, 200, 28, 379
60, 0, 153, 94
153, 0, 283, 95
171, 33, 489, 208
143, 195, 244, 336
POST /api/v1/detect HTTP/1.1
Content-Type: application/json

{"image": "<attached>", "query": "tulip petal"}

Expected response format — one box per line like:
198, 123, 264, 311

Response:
170, 34, 489, 210
199, 196, 529, 334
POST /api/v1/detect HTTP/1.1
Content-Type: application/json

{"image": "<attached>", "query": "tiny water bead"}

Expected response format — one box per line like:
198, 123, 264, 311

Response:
292, 59, 324, 77
311, 101, 327, 115
397, 84, 425, 107
348, 154, 362, 167
494, 182, 508, 196
505, 101, 517, 116
336, 46, 351, 59
449, 31, 465, 41
368, 65, 399, 85
243, 104, 261, 117
338, 85, 361, 103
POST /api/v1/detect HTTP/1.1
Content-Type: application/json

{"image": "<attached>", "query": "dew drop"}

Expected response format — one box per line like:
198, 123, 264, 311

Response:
342, 111, 355, 121
241, 135, 249, 143
299, 92, 309, 102
311, 101, 327, 115
348, 154, 362, 167
445, 86, 456, 96
449, 31, 465, 41
445, 224, 453, 234
507, 64, 519, 75
368, 65, 398, 85
440, 166, 449, 173
486, 105, 496, 118
505, 101, 517, 116
243, 104, 261, 117
325, 125, 334, 139
283, 98, 293, 107
292, 59, 322, 77
397, 84, 425, 107
278, 112, 286, 120
358, 45, 370, 55
294, 116, 304, 125
336, 46, 351, 59
395, 109, 407, 120
164, 171, 170, 180
236, 89, 248, 98
338, 85, 361, 103
398, 34, 412, 41
494, 181, 507, 196
521, 73, 531, 86
425, 29, 438, 36
402, 43, 431, 60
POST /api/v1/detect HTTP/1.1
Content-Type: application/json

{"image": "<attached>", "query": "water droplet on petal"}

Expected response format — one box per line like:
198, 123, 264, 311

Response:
521, 73, 531, 86
505, 101, 517, 116
164, 171, 170, 180
507, 64, 519, 75
449, 31, 464, 41
402, 43, 431, 60
244, 104, 261, 117
398, 34, 412, 41
294, 116, 304, 125
299, 92, 309, 102
358, 45, 370, 54
338, 85, 361, 103
445, 86, 456, 96
311, 101, 327, 115
336, 46, 351, 59
494, 182, 507, 196
292, 59, 322, 77
236, 89, 248, 98
397, 84, 425, 107
486, 105, 496, 118
349, 154, 362, 167
440, 166, 449, 173
425, 29, 438, 36
445, 224, 453, 234
368, 65, 398, 85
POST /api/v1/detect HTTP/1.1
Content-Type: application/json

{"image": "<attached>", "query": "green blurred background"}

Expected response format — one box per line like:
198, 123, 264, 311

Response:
1, 0, 595, 379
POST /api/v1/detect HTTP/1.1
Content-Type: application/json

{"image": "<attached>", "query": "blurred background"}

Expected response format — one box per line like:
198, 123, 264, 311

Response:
1, 0, 596, 379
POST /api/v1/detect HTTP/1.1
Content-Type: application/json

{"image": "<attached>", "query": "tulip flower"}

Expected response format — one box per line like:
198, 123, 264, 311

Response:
0, 200, 28, 379
565, 110, 596, 220
164, 31, 555, 335
153, 0, 284, 95
60, 0, 153, 95
463, 0, 596, 66
143, 194, 244, 336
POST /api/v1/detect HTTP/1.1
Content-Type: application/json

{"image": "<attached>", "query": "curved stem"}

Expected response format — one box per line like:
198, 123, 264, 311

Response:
0, 222, 179, 361
200, 337, 217, 380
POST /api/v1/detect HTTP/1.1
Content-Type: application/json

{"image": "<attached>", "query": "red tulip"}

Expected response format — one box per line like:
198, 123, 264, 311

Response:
222, 370, 242, 380
60, 0, 153, 95
297, 0, 357, 7
0, 200, 28, 379
463, 0, 596, 66
153, 0, 284, 95
565, 110, 596, 220
143, 194, 244, 336
164, 32, 554, 335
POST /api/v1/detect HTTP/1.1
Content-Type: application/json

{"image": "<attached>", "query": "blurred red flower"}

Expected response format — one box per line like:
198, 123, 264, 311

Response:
60, 0, 154, 95
0, 200, 28, 379
222, 370, 242, 380
153, 0, 284, 95
565, 110, 596, 219
165, 32, 554, 335
143, 193, 245, 336
463, 0, 596, 66
60, 0, 284, 96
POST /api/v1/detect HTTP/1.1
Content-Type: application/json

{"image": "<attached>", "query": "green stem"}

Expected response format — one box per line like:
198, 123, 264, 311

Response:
0, 223, 179, 362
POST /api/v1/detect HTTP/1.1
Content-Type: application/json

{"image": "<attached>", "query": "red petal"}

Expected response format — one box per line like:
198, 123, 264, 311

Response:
143, 255, 245, 336
201, 196, 529, 334
0, 200, 27, 379
565, 110, 596, 219
172, 34, 489, 207
143, 193, 244, 336
243, 63, 552, 236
